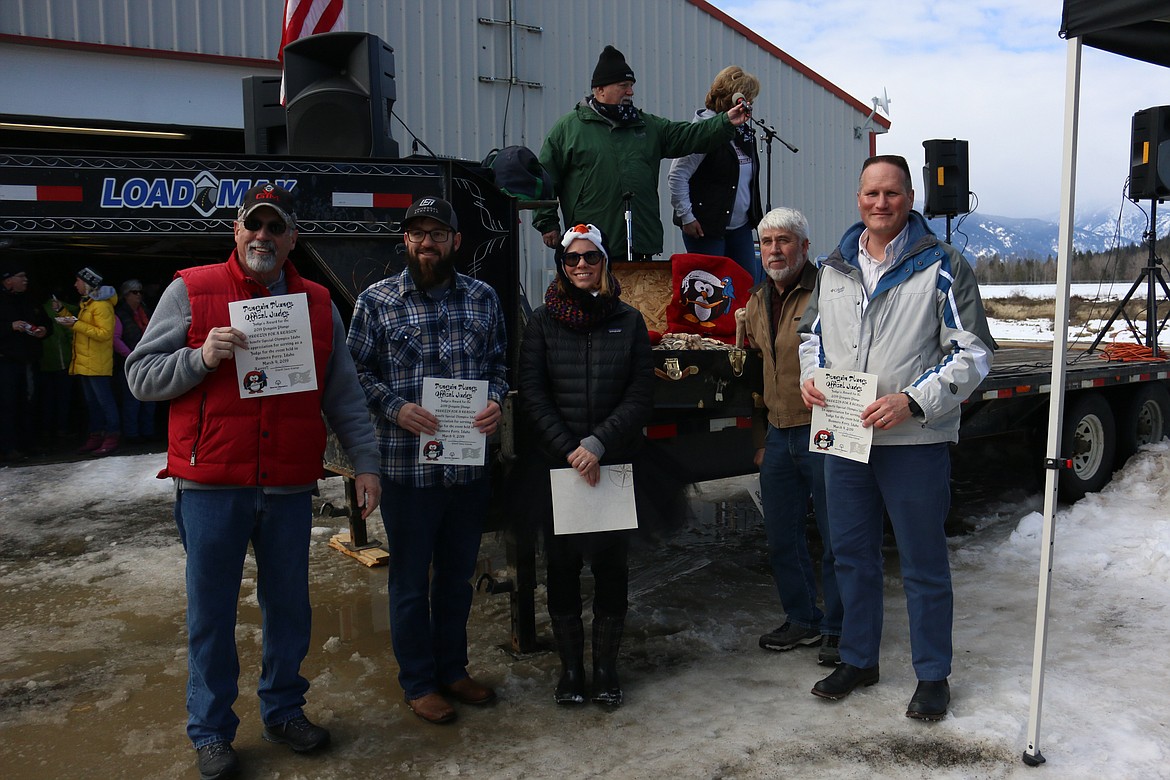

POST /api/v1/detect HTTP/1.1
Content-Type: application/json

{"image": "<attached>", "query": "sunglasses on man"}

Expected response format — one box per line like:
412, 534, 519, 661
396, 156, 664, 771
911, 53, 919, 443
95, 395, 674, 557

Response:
242, 217, 289, 236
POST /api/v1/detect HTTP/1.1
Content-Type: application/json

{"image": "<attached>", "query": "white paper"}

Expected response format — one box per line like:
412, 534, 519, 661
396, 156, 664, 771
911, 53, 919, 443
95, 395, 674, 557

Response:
417, 377, 488, 466
808, 368, 878, 463
550, 465, 638, 535
227, 292, 317, 399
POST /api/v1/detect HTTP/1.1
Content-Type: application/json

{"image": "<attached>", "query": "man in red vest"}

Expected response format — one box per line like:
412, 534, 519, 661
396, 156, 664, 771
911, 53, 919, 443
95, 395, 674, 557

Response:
127, 183, 381, 780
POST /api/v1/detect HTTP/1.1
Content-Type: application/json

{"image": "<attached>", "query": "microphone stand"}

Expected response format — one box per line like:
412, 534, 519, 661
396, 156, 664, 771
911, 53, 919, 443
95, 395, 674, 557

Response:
750, 116, 797, 213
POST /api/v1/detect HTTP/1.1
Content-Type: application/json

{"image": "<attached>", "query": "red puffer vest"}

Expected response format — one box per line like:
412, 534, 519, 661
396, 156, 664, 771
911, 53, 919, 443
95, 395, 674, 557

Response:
165, 254, 332, 486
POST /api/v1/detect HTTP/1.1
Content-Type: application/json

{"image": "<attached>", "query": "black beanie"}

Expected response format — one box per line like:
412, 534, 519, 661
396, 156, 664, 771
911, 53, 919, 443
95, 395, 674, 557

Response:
591, 45, 636, 89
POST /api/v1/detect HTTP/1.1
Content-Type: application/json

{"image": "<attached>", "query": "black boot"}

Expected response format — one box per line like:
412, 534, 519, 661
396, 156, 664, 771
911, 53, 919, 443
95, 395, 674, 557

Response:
551, 615, 586, 705
591, 615, 624, 706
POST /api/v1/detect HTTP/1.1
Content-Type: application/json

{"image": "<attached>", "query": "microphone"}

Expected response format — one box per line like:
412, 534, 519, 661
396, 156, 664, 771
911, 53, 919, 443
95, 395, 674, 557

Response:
732, 92, 751, 115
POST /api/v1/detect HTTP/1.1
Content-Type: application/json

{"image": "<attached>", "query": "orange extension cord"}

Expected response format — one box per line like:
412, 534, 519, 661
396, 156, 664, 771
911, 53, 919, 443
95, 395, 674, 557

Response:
1097, 343, 1169, 362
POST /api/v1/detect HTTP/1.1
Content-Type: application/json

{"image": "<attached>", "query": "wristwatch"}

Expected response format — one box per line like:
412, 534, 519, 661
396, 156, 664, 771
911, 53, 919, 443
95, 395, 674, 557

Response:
903, 392, 924, 419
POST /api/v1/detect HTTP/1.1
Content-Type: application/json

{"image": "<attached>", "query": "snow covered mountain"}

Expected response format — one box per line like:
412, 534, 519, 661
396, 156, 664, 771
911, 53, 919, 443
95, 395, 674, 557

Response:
924, 201, 1170, 259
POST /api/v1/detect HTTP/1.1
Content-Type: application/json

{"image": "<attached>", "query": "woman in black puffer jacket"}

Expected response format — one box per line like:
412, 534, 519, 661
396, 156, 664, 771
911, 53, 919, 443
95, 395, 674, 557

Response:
518, 223, 653, 708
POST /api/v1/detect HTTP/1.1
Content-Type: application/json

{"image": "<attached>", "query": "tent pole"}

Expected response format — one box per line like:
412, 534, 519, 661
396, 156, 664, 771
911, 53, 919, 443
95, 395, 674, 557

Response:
1022, 35, 1082, 768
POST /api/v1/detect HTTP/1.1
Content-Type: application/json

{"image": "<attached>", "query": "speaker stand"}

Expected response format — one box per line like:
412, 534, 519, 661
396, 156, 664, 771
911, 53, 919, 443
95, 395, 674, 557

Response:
1088, 198, 1170, 356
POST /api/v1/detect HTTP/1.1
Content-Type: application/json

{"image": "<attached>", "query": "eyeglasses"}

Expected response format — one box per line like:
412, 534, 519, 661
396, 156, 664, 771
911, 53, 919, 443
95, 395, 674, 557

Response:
562, 250, 604, 266
405, 228, 452, 243
242, 217, 289, 235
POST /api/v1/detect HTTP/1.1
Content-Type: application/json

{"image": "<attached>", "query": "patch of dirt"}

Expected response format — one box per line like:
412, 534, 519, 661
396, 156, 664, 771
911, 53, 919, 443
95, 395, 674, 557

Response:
982, 295, 1148, 327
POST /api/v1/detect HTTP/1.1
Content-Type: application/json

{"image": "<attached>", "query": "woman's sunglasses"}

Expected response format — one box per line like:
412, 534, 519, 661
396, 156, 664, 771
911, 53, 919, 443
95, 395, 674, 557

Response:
563, 250, 603, 266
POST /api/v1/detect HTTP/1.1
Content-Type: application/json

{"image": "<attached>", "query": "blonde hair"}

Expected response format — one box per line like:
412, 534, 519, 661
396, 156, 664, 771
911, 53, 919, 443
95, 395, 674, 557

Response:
705, 66, 760, 113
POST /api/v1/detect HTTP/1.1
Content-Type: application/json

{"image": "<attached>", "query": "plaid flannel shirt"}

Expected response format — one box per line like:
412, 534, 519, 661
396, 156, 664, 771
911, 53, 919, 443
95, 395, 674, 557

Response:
347, 269, 508, 488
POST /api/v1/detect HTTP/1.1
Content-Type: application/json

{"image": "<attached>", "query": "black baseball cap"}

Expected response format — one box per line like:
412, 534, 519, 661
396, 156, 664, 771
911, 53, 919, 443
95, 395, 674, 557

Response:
403, 196, 459, 232
238, 183, 298, 226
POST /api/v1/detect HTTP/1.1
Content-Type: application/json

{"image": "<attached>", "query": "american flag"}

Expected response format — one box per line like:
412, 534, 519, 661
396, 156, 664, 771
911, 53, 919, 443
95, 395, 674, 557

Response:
279, 0, 347, 103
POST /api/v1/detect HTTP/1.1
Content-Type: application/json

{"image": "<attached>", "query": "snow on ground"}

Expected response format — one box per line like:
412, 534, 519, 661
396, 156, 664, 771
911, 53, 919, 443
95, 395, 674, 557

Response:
981, 282, 1170, 346
2, 443, 1169, 778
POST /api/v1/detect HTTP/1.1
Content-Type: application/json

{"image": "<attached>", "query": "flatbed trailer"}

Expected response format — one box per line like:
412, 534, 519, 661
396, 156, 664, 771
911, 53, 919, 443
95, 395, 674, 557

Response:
960, 345, 1170, 502
4, 149, 1168, 653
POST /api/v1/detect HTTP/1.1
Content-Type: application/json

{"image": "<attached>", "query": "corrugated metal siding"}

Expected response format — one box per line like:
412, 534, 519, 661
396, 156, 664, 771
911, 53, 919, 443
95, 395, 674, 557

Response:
1, 0, 877, 287
0, 0, 283, 59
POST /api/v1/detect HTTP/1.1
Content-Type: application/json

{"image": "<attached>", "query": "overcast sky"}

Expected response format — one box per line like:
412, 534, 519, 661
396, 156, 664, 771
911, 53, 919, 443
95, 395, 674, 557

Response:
708, 1, 1170, 221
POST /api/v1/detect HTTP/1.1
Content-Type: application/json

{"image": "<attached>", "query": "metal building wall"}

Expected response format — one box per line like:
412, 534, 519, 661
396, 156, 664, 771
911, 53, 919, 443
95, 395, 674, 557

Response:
348, 0, 877, 289
0, 0, 880, 291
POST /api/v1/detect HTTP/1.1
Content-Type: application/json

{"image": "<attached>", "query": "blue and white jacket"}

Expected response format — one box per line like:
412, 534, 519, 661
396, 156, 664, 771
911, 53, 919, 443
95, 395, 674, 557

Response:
798, 211, 995, 445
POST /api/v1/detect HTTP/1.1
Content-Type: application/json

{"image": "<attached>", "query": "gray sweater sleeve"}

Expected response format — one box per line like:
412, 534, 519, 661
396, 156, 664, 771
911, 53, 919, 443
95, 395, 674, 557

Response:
320, 304, 380, 476
125, 277, 211, 402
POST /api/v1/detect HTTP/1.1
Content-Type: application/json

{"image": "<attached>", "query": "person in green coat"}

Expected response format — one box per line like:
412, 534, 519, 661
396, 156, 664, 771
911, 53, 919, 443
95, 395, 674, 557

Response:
534, 45, 751, 260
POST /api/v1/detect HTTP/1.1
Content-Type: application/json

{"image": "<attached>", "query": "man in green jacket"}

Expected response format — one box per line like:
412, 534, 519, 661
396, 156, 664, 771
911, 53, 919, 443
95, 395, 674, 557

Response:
534, 45, 750, 261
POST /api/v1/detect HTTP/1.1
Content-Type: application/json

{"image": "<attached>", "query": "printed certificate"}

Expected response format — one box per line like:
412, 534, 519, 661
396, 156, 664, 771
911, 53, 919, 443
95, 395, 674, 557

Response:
550, 464, 638, 535
417, 377, 488, 466
808, 368, 878, 463
227, 292, 317, 399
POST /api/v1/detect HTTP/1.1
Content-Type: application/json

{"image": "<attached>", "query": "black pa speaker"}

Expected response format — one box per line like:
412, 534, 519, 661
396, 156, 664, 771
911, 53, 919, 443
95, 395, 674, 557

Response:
1129, 106, 1170, 201
242, 75, 288, 155
922, 139, 969, 218
283, 31, 399, 158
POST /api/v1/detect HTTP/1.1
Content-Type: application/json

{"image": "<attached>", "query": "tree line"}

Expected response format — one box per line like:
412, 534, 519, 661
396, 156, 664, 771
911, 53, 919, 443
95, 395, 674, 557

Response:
972, 236, 1170, 285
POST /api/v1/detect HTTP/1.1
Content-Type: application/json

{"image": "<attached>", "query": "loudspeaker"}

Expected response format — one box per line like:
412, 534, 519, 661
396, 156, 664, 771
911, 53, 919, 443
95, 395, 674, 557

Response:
242, 76, 287, 155
1129, 106, 1170, 201
922, 139, 969, 218
283, 31, 399, 158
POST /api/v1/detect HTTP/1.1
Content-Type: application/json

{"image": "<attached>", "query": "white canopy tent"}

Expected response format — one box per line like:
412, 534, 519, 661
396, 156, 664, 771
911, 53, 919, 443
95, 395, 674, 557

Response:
1023, 1, 1170, 766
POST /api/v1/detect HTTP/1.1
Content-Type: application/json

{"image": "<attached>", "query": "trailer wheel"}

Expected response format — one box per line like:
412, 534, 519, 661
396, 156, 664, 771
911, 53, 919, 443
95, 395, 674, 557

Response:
1117, 382, 1170, 461
1059, 392, 1116, 503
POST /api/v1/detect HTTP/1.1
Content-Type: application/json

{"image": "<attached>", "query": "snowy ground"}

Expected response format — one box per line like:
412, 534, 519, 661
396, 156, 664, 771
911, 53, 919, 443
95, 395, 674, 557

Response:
980, 281, 1170, 347
2, 286, 1167, 778
1, 441, 1168, 779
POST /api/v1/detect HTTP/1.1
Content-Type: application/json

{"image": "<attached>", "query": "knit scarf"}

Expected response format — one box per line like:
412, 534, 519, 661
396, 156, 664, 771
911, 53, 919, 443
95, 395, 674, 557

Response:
589, 96, 641, 125
735, 122, 756, 148
543, 277, 623, 331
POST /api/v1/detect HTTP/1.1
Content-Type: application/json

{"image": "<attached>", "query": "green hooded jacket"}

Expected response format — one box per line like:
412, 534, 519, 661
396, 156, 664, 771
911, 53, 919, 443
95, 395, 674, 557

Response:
534, 100, 734, 257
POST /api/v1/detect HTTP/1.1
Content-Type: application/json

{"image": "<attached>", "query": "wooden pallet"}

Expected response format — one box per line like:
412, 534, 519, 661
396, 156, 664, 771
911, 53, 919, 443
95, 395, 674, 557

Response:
328, 532, 389, 567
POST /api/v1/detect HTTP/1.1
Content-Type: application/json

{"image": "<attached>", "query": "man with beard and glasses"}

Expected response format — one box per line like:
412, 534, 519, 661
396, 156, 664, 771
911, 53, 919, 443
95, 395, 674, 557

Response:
739, 207, 843, 666
346, 196, 508, 727
534, 45, 751, 261
126, 183, 381, 780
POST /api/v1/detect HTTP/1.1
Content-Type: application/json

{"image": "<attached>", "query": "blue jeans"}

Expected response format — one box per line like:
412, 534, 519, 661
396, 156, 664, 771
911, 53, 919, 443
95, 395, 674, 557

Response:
78, 374, 120, 434
825, 443, 953, 680
175, 487, 314, 748
114, 360, 156, 437
682, 222, 762, 285
381, 477, 489, 700
759, 424, 841, 635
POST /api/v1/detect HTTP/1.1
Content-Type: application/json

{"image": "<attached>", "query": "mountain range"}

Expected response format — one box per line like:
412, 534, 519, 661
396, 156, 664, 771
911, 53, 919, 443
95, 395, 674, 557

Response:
924, 201, 1170, 260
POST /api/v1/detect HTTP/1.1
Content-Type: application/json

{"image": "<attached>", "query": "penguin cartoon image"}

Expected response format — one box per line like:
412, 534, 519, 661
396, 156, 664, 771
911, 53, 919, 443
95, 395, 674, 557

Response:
679, 269, 737, 327
243, 369, 267, 394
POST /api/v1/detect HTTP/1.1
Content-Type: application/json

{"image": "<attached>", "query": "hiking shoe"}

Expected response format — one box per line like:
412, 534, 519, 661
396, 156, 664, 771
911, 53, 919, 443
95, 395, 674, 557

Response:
196, 741, 239, 780
818, 635, 841, 666
759, 622, 822, 651
262, 714, 331, 752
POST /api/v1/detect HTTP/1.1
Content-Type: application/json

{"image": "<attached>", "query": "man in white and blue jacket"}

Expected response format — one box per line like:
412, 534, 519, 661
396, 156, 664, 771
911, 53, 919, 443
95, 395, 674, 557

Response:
798, 155, 995, 721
